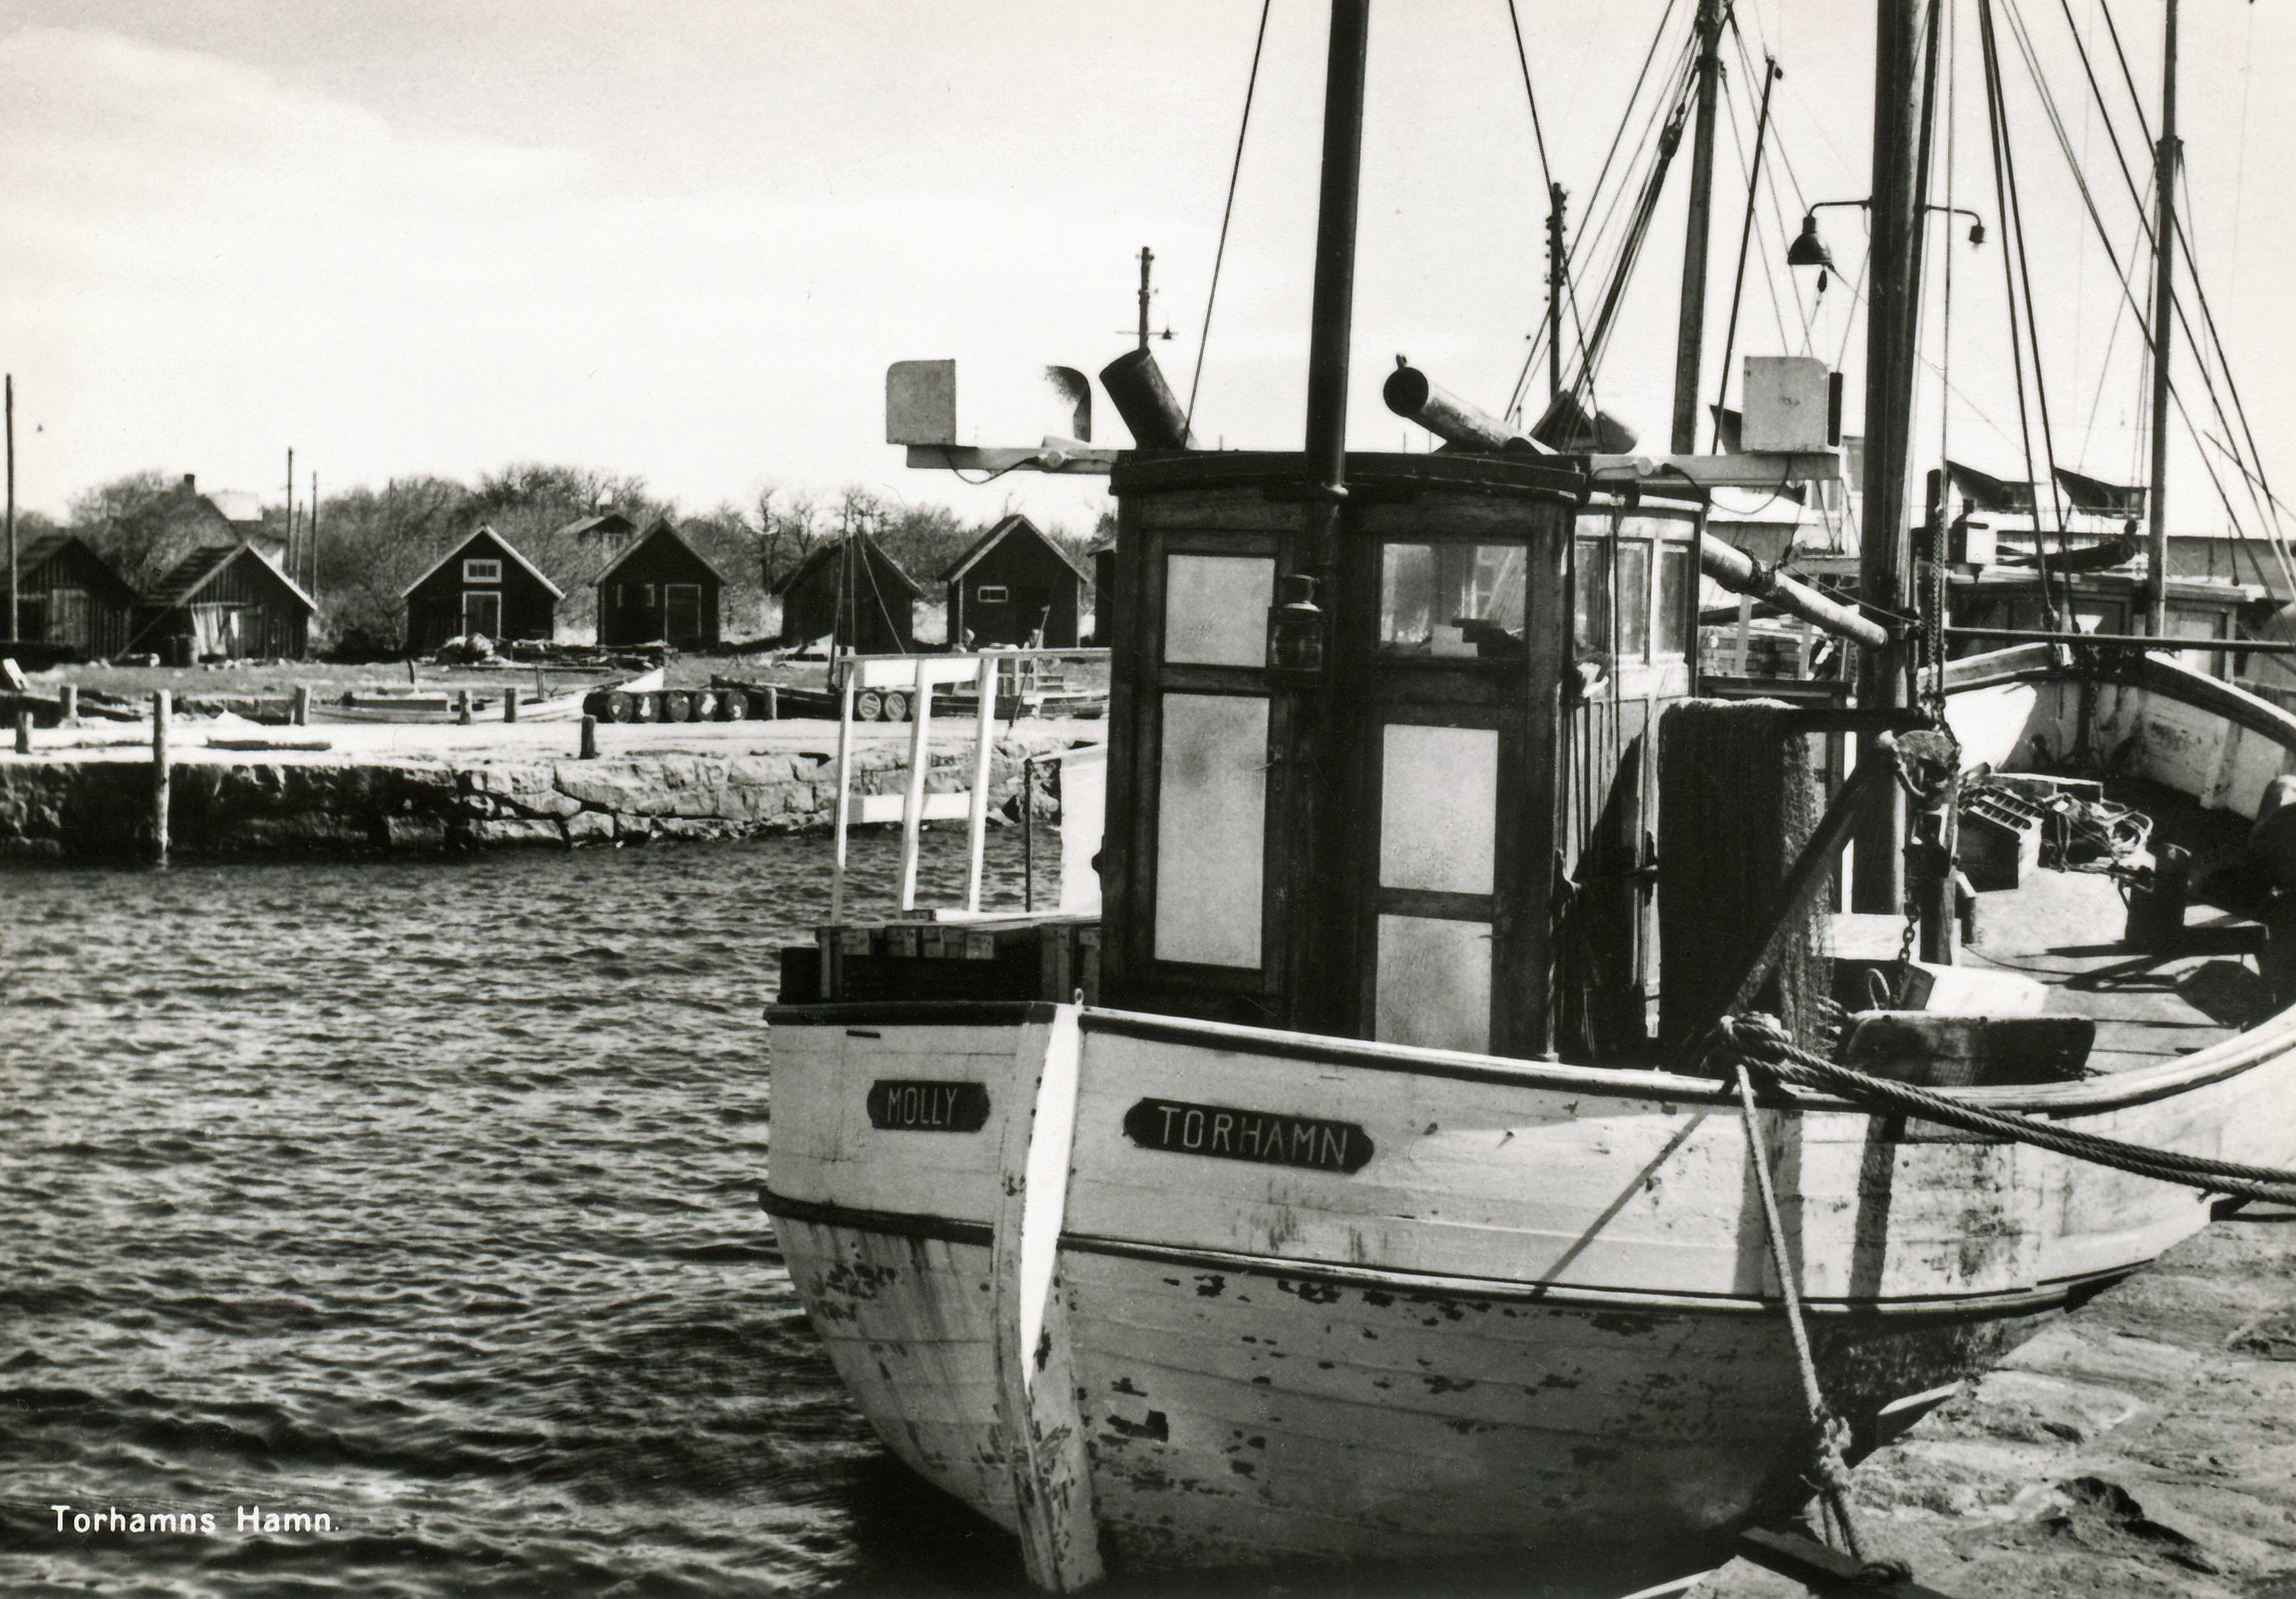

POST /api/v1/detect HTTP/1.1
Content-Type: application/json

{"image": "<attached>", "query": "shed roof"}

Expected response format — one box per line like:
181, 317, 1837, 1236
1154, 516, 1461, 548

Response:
7, 532, 139, 600
773, 532, 926, 600
554, 511, 639, 540
589, 518, 732, 588
399, 525, 567, 600
149, 541, 317, 613
940, 514, 1091, 585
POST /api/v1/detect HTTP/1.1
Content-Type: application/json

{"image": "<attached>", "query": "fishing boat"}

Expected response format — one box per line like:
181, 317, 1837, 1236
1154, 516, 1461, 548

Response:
311, 667, 664, 724
759, 3, 2296, 1589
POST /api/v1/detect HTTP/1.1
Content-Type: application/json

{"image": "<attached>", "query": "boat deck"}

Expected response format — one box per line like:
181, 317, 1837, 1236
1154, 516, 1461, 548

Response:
1958, 863, 2272, 1075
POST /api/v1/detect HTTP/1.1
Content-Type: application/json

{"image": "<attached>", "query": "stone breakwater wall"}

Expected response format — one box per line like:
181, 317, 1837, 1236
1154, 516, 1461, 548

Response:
0, 734, 1073, 858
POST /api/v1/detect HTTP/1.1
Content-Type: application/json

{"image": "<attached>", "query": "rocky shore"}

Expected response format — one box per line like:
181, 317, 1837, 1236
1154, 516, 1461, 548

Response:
1693, 1205, 2296, 1599
0, 717, 1085, 858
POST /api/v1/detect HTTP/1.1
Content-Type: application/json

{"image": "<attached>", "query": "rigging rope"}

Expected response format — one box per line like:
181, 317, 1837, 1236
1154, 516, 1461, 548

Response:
1715, 1012, 2296, 1205
1184, 0, 1273, 439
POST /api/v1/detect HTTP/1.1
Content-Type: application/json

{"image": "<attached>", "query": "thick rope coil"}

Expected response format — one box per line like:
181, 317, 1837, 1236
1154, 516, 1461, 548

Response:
1719, 1013, 2296, 1205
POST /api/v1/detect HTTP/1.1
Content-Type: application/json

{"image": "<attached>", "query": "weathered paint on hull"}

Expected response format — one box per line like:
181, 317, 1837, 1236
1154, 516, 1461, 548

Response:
773, 1208, 2057, 1569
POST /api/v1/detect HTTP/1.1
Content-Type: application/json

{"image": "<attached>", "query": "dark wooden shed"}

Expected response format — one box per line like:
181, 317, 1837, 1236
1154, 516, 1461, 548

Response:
592, 519, 729, 650
131, 542, 315, 660
941, 514, 1090, 648
400, 526, 563, 652
773, 533, 923, 654
1, 534, 139, 659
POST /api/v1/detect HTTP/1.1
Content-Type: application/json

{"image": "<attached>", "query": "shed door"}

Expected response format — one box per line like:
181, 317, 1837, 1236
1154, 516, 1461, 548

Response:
665, 584, 703, 646
49, 588, 89, 649
462, 590, 501, 638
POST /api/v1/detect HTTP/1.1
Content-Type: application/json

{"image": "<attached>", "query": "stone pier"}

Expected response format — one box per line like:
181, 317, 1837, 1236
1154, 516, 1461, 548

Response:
0, 714, 1087, 858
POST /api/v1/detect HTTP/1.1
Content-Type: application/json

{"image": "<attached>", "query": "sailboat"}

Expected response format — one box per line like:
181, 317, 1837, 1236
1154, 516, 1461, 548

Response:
759, 2, 2296, 1588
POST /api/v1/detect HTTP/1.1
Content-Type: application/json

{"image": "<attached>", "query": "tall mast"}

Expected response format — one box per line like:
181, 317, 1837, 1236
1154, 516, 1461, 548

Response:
1669, 0, 1727, 455
1303, 0, 1369, 508
2145, 0, 2179, 635
5, 374, 15, 644
1851, 0, 1934, 913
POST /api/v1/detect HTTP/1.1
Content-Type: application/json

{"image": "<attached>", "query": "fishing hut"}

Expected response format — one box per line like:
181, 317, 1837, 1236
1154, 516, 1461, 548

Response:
941, 514, 1091, 648
592, 519, 728, 650
1, 534, 137, 660
773, 532, 923, 654
130, 540, 315, 662
400, 526, 564, 651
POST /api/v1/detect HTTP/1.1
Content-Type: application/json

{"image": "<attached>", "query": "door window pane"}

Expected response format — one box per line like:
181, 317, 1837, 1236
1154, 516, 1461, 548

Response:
1154, 693, 1267, 967
1164, 554, 1273, 666
1380, 544, 1527, 656
1573, 537, 1611, 656
1375, 915, 1492, 1053
1658, 546, 1692, 656
1380, 724, 1496, 894
1616, 541, 1651, 662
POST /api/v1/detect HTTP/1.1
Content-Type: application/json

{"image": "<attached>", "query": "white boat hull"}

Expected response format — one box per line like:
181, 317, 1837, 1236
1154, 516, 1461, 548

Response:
761, 999, 2296, 1578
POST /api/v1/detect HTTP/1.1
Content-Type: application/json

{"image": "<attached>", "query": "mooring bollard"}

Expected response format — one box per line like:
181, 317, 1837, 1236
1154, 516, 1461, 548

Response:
58, 684, 77, 722
291, 685, 311, 727
13, 710, 31, 755
503, 688, 519, 724
579, 714, 598, 760
152, 691, 172, 862
457, 690, 472, 726
763, 684, 779, 720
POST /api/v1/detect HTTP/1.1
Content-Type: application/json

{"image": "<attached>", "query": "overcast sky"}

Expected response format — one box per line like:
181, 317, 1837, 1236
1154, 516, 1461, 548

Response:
1, 1, 2290, 538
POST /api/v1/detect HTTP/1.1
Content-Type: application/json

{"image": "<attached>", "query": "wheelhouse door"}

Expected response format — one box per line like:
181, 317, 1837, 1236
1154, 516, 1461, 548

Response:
1350, 512, 1570, 1060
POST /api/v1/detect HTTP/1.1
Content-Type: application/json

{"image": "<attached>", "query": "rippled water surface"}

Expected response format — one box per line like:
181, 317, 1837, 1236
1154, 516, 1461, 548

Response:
2, 831, 1054, 1598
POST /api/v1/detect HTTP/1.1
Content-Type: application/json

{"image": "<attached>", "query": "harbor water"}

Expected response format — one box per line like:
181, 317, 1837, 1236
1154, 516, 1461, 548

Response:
2, 830, 1052, 1598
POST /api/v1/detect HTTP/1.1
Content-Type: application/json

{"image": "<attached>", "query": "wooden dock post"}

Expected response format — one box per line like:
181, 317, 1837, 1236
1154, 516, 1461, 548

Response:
456, 689, 472, 726
897, 658, 934, 912
579, 714, 598, 760
503, 687, 519, 723
965, 653, 996, 912
829, 664, 856, 921
406, 658, 418, 684
13, 710, 30, 754
58, 684, 76, 722
763, 683, 779, 720
291, 685, 310, 726
151, 691, 171, 861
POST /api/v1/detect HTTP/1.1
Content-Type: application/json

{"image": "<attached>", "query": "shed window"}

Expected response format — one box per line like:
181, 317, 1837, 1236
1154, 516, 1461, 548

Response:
977, 585, 1009, 604
462, 559, 501, 583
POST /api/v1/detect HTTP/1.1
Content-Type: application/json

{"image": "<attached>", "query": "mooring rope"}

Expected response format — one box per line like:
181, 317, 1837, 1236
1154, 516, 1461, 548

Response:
1731, 1059, 1911, 1586
1717, 1013, 2296, 1204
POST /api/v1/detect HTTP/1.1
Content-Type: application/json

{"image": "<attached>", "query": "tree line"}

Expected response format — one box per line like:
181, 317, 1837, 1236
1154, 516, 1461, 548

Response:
30, 464, 1104, 656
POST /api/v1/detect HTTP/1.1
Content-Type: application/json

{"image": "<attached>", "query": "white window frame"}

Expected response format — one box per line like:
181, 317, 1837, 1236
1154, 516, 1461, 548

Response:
977, 584, 1009, 604
462, 558, 501, 583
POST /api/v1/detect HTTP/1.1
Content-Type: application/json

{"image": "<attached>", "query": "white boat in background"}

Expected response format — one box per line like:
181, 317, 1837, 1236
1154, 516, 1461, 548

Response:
759, 2, 2296, 1590
314, 668, 663, 724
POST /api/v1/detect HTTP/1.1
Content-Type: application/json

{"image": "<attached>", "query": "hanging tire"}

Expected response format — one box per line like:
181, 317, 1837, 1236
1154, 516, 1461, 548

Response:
881, 690, 911, 723
604, 691, 637, 723
716, 689, 748, 720
632, 691, 660, 722
856, 690, 885, 722
659, 690, 693, 722
690, 689, 719, 722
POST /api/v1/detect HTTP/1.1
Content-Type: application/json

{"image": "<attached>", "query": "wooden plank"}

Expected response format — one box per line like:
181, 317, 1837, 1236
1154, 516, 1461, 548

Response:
991, 1007, 1104, 1592
854, 790, 973, 825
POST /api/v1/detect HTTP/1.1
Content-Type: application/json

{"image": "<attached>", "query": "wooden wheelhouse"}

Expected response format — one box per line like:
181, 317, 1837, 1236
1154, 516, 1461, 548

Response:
1097, 449, 1704, 1063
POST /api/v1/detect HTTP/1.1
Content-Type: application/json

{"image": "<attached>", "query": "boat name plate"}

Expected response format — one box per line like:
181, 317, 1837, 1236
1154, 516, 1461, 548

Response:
866, 1080, 992, 1133
1121, 1098, 1373, 1174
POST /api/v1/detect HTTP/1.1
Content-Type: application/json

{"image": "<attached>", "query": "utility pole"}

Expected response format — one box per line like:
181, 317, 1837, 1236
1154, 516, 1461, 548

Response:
284, 447, 295, 573
2145, 0, 2179, 636
1851, 0, 1934, 913
1547, 183, 1568, 402
5, 374, 15, 645
1136, 247, 1154, 351
309, 471, 320, 598
1669, 0, 1726, 455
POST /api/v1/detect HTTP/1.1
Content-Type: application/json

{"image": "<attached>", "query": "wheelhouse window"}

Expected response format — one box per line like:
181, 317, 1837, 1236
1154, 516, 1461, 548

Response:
1576, 510, 1698, 663
462, 559, 501, 583
1378, 543, 1527, 657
